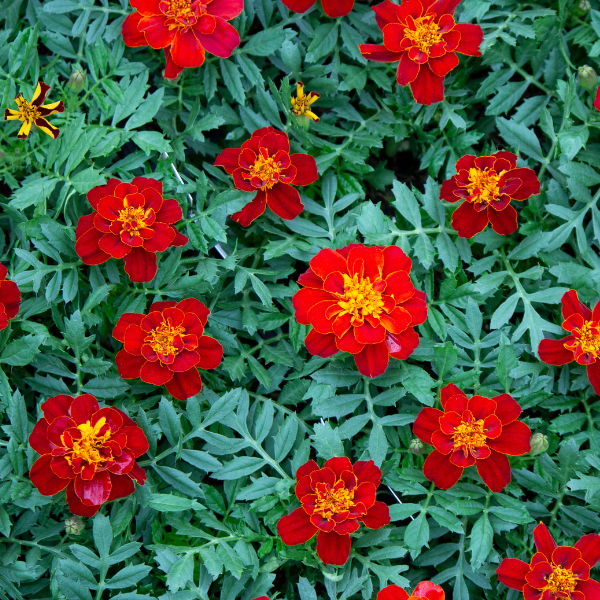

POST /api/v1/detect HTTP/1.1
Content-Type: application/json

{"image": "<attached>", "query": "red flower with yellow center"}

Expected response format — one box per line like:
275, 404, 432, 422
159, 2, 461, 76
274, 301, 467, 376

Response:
359, 0, 483, 105
378, 582, 445, 600
4, 81, 64, 139
538, 289, 600, 395
277, 458, 390, 565
497, 522, 600, 600
122, 0, 243, 79
214, 127, 318, 227
293, 243, 427, 378
113, 298, 223, 401
28, 394, 149, 517
75, 177, 188, 283
0, 264, 21, 331
412, 383, 531, 492
440, 151, 541, 238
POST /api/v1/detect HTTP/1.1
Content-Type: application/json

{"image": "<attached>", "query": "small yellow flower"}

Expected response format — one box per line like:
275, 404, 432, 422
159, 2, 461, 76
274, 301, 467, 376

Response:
290, 82, 320, 123
4, 81, 64, 140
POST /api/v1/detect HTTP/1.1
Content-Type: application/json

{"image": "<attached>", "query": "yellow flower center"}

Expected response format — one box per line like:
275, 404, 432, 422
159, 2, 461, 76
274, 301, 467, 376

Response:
162, 0, 203, 27
314, 485, 355, 520
15, 97, 41, 125
565, 320, 600, 357
466, 168, 505, 205
117, 199, 152, 236
145, 319, 186, 358
337, 274, 385, 322
404, 16, 444, 53
545, 565, 578, 595
63, 418, 111, 466
248, 152, 282, 190
453, 419, 487, 450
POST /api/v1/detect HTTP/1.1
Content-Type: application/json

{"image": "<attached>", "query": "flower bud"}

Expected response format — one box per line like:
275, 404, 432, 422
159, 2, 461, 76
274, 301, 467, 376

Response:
409, 438, 424, 456
574, 0, 590, 15
530, 433, 549, 456
578, 65, 598, 91
65, 515, 84, 535
68, 70, 86, 92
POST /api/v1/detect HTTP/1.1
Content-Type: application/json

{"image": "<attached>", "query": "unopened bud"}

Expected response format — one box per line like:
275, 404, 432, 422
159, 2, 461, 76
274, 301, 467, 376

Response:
409, 438, 424, 456
68, 70, 86, 92
530, 433, 549, 456
574, 0, 590, 15
65, 515, 84, 535
578, 65, 598, 91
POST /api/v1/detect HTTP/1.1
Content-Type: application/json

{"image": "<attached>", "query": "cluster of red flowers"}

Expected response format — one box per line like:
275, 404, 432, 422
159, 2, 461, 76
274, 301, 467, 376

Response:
122, 0, 243, 79
277, 457, 390, 565
29, 394, 149, 516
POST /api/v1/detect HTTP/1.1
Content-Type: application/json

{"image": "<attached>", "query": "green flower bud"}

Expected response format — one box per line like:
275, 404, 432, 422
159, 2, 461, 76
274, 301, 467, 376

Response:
68, 70, 86, 93
409, 438, 424, 456
578, 65, 598, 91
574, 0, 591, 15
530, 433, 549, 456
65, 515, 84, 535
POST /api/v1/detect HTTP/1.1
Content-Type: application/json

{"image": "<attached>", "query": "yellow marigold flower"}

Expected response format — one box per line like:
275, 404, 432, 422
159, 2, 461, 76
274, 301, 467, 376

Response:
4, 81, 64, 140
290, 82, 320, 123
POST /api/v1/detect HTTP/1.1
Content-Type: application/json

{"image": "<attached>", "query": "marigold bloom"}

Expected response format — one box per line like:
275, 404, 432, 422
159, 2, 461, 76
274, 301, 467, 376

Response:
75, 177, 188, 283
0, 264, 21, 331
293, 244, 427, 378
214, 127, 318, 227
497, 522, 600, 600
281, 0, 354, 17
440, 151, 540, 238
277, 458, 390, 565
113, 298, 223, 401
291, 82, 320, 122
594, 86, 600, 111
28, 394, 148, 517
122, 0, 243, 79
412, 383, 530, 492
4, 81, 64, 139
538, 289, 600, 395
378, 582, 445, 600
359, 0, 483, 105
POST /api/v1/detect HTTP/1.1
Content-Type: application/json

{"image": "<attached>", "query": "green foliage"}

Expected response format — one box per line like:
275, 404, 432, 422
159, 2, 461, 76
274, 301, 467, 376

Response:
2, 0, 600, 598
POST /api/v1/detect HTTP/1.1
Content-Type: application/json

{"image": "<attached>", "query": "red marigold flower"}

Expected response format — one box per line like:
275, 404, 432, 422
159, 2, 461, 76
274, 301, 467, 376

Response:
292, 244, 427, 378
4, 80, 64, 139
538, 289, 600, 395
277, 457, 390, 565
497, 522, 600, 600
113, 298, 223, 401
75, 177, 188, 283
122, 0, 243, 79
594, 85, 600, 111
214, 127, 318, 227
28, 394, 149, 517
358, 0, 483, 105
281, 0, 354, 18
378, 582, 445, 600
412, 383, 531, 492
0, 264, 21, 331
440, 151, 540, 238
